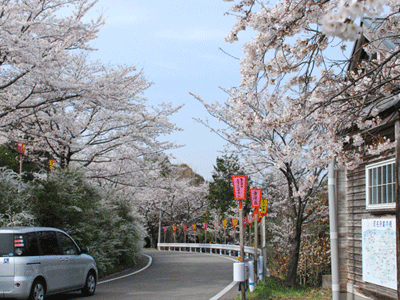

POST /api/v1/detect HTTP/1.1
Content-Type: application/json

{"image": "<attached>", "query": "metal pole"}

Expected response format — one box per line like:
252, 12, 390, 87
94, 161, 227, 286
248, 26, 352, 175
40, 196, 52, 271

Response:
158, 210, 162, 250
261, 216, 267, 279
254, 212, 258, 285
395, 120, 400, 298
19, 155, 22, 175
248, 221, 251, 246
239, 200, 246, 300
328, 159, 340, 300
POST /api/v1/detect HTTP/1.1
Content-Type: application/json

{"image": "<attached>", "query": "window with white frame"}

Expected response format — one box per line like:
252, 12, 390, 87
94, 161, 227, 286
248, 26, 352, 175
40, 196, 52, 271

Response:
366, 158, 396, 210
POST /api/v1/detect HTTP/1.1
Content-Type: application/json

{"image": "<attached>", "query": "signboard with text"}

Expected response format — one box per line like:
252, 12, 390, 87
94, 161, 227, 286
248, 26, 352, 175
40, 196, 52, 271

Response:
260, 199, 268, 215
362, 218, 396, 289
232, 176, 247, 200
250, 188, 262, 208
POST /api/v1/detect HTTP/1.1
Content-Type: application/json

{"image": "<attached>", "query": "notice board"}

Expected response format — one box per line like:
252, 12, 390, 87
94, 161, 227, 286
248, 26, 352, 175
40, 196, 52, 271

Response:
362, 218, 396, 290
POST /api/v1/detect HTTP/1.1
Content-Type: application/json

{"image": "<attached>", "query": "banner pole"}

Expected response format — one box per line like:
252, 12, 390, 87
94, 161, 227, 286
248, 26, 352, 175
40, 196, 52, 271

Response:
254, 210, 258, 285
239, 200, 246, 300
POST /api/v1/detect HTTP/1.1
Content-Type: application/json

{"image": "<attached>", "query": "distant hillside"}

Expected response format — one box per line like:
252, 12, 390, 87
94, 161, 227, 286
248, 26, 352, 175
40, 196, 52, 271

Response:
176, 163, 205, 186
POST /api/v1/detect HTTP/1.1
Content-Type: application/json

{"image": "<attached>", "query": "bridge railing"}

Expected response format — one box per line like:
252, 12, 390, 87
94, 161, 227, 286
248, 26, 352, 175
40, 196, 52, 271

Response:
157, 243, 261, 259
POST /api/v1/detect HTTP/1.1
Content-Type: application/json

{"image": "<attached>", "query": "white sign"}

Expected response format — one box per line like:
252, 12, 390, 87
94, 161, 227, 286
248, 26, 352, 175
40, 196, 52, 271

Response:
362, 218, 396, 290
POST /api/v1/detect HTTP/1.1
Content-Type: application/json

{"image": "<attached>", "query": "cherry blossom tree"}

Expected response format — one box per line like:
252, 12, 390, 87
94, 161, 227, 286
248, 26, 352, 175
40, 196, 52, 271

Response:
134, 164, 209, 246
220, 0, 400, 164
193, 0, 400, 284
18, 56, 180, 185
0, 0, 103, 133
0, 0, 184, 274
0, 1, 182, 190
193, 100, 329, 283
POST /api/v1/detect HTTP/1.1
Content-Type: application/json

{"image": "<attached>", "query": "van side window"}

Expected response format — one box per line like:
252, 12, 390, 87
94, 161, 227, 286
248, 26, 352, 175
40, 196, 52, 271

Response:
58, 233, 79, 255
38, 231, 60, 255
23, 232, 40, 256
0, 234, 13, 256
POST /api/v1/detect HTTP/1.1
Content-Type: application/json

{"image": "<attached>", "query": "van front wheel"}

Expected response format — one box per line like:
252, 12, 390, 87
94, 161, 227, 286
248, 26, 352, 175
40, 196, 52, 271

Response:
81, 271, 96, 296
29, 280, 45, 300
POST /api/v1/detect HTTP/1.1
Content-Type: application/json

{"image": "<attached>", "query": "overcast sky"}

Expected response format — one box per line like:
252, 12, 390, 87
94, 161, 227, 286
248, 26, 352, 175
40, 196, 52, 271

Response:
85, 0, 249, 180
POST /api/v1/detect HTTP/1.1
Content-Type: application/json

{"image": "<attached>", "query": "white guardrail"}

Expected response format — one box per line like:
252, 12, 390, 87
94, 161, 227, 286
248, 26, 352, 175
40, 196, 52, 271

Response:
157, 243, 261, 258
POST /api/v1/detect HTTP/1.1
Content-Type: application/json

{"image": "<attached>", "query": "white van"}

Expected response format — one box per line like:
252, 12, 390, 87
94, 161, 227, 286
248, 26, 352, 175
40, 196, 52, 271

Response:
0, 227, 97, 300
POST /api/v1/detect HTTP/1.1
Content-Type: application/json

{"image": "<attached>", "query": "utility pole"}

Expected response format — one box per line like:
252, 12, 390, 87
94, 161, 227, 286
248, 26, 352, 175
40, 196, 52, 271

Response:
250, 188, 262, 285
261, 216, 267, 279
232, 175, 248, 300
260, 198, 268, 279
239, 200, 246, 300
328, 159, 339, 300
254, 210, 258, 285
158, 210, 162, 250
395, 120, 400, 298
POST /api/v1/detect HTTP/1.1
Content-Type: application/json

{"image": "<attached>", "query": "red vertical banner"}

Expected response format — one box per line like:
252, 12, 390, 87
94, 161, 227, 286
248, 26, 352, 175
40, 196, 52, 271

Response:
213, 220, 219, 230
232, 176, 248, 200
183, 224, 188, 232
232, 218, 238, 228
192, 224, 197, 231
163, 227, 167, 233
247, 214, 253, 225
17, 142, 26, 155
250, 189, 262, 207
203, 223, 208, 230
250, 188, 262, 208
173, 225, 177, 232
222, 219, 227, 229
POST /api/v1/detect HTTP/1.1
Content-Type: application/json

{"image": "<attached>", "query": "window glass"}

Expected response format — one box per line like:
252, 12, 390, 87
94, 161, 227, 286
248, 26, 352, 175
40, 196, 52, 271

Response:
0, 234, 13, 257
58, 233, 79, 255
23, 232, 40, 256
38, 231, 60, 255
366, 159, 395, 209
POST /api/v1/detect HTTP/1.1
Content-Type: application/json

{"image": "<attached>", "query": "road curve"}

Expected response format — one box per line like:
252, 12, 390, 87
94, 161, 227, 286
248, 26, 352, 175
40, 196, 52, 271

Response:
45, 249, 239, 300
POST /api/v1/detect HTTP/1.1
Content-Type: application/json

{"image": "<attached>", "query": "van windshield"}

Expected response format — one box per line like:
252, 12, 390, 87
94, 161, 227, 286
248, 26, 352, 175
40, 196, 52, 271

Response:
0, 234, 13, 257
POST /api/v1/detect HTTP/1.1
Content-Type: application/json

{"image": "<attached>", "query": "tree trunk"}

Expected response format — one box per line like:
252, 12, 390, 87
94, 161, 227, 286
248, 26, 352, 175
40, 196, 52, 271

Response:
285, 219, 302, 286
282, 164, 304, 286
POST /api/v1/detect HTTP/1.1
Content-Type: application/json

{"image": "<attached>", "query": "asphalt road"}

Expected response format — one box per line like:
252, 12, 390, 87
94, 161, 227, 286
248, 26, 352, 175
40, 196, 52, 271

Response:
45, 249, 240, 300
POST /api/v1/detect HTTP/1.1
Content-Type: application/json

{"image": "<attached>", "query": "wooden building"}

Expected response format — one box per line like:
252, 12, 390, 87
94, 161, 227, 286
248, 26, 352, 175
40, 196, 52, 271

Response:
335, 17, 399, 300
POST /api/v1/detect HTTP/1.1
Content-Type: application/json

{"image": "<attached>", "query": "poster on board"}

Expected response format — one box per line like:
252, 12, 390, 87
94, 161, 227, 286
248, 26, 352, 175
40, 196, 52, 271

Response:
362, 218, 396, 290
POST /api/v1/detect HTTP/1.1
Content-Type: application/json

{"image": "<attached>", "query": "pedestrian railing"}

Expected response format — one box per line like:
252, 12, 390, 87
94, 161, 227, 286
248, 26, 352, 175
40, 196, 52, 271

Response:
157, 243, 261, 259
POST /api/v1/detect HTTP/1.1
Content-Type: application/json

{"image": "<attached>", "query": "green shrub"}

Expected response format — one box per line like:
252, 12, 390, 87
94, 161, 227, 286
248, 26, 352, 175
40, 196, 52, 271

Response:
26, 168, 146, 277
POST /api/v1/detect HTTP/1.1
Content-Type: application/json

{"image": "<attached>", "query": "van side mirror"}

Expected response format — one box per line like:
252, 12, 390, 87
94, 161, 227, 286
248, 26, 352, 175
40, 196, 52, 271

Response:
80, 246, 89, 254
